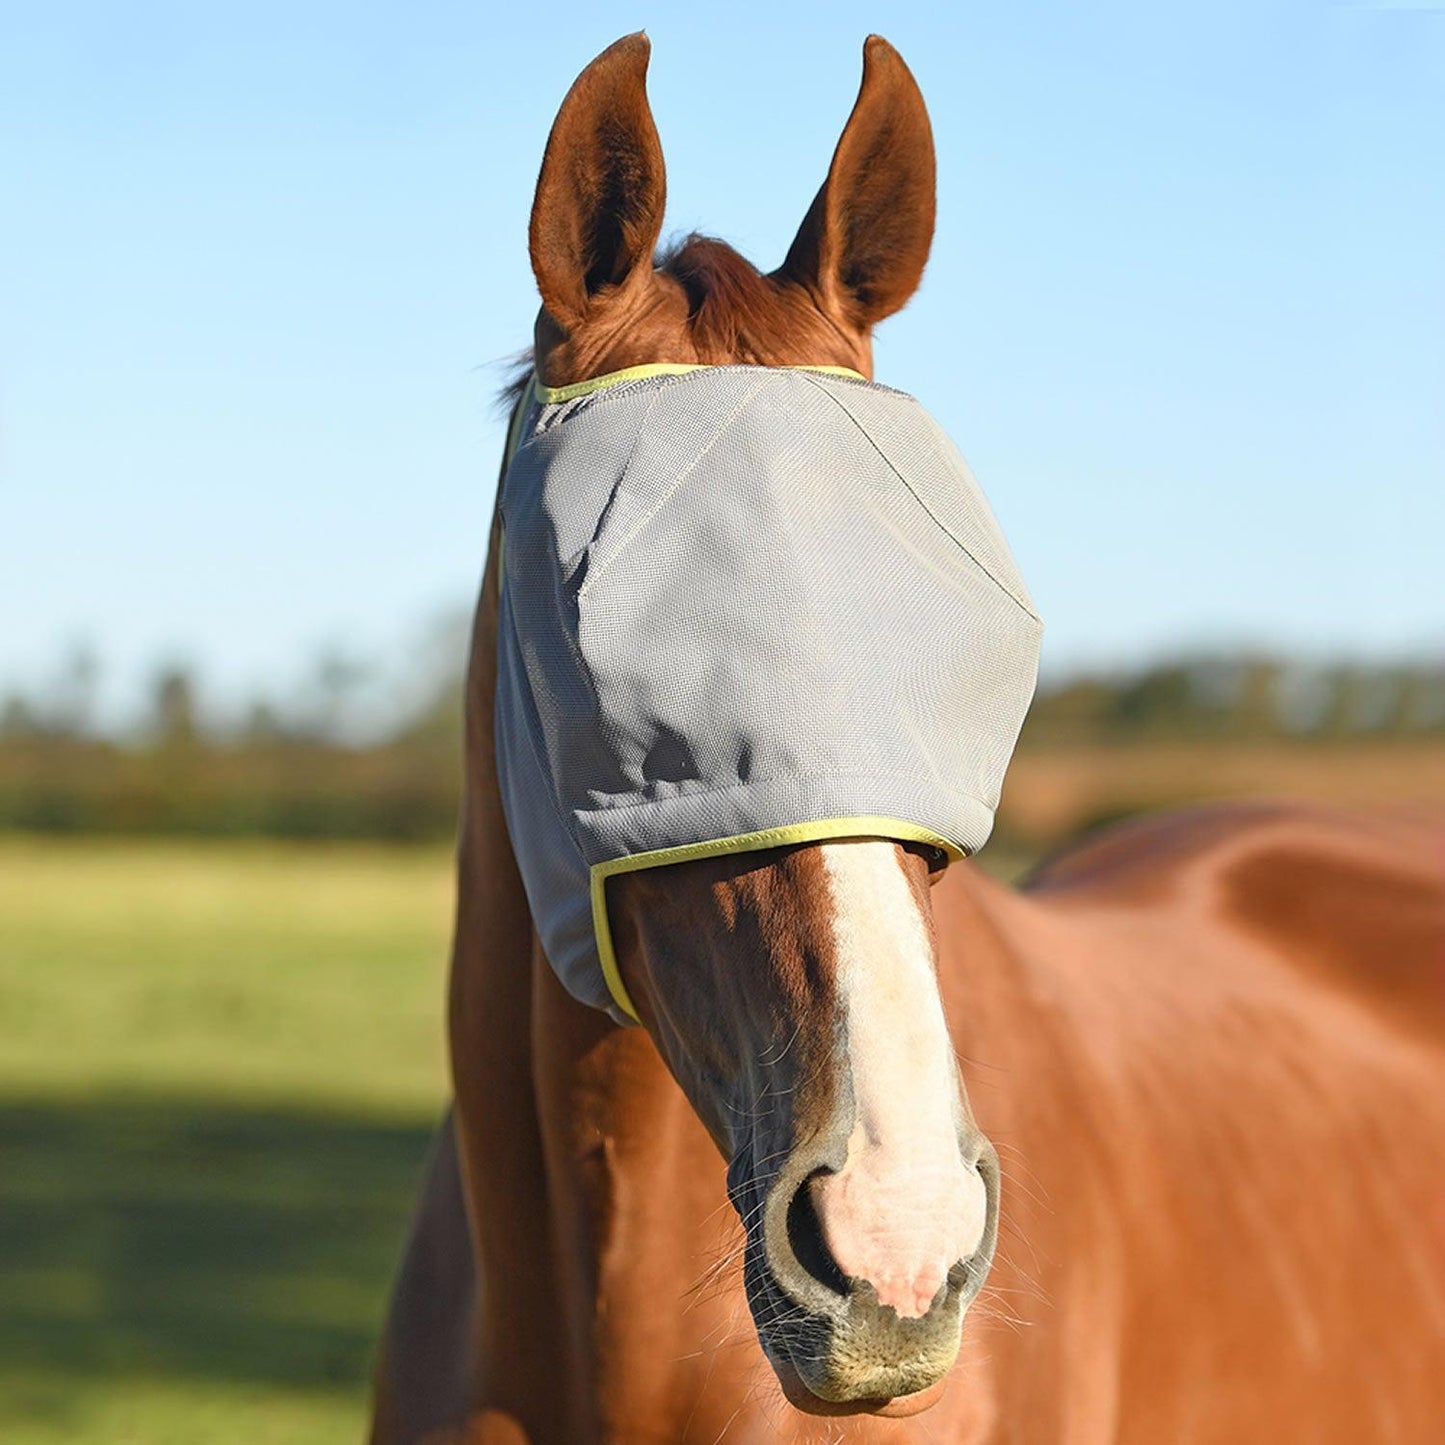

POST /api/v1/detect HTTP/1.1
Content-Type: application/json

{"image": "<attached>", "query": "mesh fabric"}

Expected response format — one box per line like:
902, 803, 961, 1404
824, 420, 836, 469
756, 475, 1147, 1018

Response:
495, 366, 1042, 1020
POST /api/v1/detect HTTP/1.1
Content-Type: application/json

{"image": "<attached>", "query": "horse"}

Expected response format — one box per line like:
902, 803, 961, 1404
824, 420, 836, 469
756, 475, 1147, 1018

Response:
368, 33, 1445, 1443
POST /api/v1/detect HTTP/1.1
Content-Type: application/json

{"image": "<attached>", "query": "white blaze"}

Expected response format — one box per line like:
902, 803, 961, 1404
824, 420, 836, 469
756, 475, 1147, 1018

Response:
811, 839, 988, 1318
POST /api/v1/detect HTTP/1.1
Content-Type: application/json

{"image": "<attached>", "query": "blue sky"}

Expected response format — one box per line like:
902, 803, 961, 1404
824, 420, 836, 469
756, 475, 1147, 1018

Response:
3, 1, 1442, 725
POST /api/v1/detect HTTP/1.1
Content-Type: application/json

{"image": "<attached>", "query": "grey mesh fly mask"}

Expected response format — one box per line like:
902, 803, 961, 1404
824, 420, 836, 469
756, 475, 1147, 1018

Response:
495, 364, 1042, 1022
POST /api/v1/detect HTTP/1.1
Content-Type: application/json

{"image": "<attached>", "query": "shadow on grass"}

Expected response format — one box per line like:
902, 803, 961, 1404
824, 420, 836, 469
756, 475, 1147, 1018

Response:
0, 1094, 435, 1414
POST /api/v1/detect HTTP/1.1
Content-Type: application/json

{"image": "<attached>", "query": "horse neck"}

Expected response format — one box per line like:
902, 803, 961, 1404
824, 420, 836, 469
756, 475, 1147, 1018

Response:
930, 862, 1100, 1149
448, 505, 639, 1051
450, 517, 726, 1431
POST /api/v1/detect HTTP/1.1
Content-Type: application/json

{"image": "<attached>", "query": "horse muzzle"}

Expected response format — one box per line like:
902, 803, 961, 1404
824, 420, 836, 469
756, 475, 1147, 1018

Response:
733, 1130, 1001, 1411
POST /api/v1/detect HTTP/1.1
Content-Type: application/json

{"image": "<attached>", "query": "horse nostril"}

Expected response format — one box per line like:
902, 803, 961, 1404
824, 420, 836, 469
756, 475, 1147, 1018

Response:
785, 1170, 850, 1298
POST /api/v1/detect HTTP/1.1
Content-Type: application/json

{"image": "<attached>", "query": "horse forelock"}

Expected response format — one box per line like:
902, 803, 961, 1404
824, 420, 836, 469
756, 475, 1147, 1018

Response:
657, 233, 850, 367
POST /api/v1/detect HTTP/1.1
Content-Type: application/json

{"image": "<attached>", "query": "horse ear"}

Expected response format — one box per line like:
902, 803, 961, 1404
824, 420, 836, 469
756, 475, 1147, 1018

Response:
529, 33, 667, 330
776, 36, 936, 328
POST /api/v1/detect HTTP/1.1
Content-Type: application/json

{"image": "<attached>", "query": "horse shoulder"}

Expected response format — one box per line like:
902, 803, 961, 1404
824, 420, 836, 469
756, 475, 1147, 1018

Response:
1023, 802, 1445, 1046
938, 805, 1445, 1441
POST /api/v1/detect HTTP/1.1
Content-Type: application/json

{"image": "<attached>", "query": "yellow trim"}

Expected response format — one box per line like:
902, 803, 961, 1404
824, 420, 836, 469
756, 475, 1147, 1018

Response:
535, 363, 702, 403
533, 362, 866, 406
589, 816, 964, 1022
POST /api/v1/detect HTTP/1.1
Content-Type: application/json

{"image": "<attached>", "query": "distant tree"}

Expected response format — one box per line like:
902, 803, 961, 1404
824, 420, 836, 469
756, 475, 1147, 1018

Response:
151, 665, 199, 747
1319, 666, 1400, 736
305, 644, 369, 742
242, 699, 288, 745
1232, 657, 1285, 738
1275, 664, 1334, 735
1400, 668, 1445, 732
50, 640, 100, 738
1021, 676, 1116, 746
1110, 665, 1196, 737
387, 610, 471, 753
0, 694, 41, 741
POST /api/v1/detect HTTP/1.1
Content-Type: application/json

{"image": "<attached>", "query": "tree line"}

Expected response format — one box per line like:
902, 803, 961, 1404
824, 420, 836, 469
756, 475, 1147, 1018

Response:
2, 647, 1440, 840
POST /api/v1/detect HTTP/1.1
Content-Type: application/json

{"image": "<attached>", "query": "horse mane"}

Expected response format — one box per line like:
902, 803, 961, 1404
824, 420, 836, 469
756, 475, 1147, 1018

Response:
658, 232, 814, 365
495, 351, 536, 415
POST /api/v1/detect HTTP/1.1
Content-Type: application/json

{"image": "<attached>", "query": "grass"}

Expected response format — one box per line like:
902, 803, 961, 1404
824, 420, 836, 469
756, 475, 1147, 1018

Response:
0, 838, 454, 1444
0, 832, 1039, 1444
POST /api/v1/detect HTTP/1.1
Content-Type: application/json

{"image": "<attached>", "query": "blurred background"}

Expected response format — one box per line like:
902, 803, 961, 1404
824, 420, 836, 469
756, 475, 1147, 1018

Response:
2, 2, 1442, 1441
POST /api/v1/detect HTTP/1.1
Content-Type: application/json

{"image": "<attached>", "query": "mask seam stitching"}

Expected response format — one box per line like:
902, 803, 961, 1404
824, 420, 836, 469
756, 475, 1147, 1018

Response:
795, 372, 1042, 624
575, 377, 769, 599
577, 389, 661, 573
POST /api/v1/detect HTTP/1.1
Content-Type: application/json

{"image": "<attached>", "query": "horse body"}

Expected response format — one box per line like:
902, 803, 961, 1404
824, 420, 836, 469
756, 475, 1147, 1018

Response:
373, 517, 1445, 1443
949, 809, 1445, 1444
370, 33, 1445, 1443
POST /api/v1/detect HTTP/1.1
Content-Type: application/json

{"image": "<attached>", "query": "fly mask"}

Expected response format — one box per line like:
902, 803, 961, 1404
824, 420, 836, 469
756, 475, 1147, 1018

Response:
495, 364, 1042, 1022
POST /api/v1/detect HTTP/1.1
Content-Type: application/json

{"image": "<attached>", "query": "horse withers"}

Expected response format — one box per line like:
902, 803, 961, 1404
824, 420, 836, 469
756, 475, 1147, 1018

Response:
369, 34, 1445, 1444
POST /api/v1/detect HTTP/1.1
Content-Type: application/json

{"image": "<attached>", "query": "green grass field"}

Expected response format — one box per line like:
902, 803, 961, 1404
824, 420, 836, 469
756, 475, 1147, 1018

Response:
0, 838, 454, 1444
0, 834, 1040, 1444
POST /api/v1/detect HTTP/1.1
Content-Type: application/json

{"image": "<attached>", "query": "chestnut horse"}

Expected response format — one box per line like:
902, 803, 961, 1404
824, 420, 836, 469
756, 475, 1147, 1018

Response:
369, 34, 1445, 1444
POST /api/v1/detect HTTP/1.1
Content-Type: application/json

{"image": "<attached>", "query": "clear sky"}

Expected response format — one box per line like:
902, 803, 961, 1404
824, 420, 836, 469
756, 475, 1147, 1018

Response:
3, 1, 1442, 725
